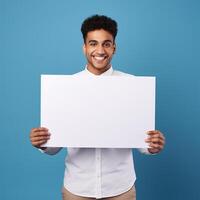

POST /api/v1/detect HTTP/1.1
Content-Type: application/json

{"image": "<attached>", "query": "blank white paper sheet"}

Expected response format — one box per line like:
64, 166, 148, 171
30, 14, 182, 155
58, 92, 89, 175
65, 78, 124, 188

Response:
41, 75, 155, 148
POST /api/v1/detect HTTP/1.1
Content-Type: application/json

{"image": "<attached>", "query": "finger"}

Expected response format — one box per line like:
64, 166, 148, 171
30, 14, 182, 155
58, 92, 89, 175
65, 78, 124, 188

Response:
31, 127, 49, 133
147, 131, 165, 140
30, 131, 50, 138
30, 127, 48, 136
147, 130, 161, 135
147, 134, 165, 142
30, 135, 50, 142
146, 134, 164, 142
32, 140, 48, 147
146, 134, 160, 139
149, 142, 164, 150
146, 137, 165, 145
147, 130, 164, 135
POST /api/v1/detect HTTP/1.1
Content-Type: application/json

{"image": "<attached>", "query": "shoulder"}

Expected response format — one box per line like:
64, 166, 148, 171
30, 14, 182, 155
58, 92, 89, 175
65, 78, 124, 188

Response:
72, 70, 86, 77
112, 70, 135, 77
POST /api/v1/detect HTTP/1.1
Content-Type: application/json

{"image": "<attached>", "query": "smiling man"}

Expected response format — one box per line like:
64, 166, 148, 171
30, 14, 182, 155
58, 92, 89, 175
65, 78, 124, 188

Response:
30, 15, 165, 200
83, 29, 115, 75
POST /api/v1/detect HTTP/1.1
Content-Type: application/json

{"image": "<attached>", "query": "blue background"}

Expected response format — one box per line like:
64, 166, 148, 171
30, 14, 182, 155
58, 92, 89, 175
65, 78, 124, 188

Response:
1, 0, 200, 199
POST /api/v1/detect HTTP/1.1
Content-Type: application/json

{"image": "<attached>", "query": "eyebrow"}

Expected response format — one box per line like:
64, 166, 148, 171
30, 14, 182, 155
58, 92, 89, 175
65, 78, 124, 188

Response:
88, 40, 113, 43
88, 40, 97, 43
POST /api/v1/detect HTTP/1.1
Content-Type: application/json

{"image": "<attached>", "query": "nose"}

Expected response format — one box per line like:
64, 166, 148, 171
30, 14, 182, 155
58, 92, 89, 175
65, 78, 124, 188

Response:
96, 44, 105, 54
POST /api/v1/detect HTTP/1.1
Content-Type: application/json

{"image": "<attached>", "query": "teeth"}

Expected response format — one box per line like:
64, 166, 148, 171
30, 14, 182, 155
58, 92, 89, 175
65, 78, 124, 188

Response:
94, 56, 105, 61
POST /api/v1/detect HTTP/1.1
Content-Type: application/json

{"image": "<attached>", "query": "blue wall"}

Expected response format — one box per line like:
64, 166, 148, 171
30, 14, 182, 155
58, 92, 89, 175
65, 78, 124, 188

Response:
1, 0, 200, 199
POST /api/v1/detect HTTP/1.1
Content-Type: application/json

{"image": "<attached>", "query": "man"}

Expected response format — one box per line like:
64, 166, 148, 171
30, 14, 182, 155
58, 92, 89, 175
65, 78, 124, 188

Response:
30, 15, 165, 200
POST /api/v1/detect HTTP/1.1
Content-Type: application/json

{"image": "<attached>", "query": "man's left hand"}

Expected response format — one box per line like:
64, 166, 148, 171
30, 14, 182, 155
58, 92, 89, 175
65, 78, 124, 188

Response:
145, 130, 165, 154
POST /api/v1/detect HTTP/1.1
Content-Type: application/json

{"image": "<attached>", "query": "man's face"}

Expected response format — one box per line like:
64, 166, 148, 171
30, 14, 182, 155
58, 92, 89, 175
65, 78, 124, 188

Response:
83, 29, 116, 75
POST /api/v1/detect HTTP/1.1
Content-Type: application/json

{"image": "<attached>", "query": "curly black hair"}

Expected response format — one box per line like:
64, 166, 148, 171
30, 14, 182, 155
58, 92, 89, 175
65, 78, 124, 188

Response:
81, 15, 118, 43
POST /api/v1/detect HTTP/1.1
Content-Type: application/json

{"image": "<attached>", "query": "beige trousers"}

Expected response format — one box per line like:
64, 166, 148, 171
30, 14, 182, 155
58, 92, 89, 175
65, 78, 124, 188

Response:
62, 186, 136, 200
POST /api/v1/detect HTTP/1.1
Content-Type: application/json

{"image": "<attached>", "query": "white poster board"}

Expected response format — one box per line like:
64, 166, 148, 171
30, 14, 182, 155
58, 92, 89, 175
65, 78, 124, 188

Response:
41, 75, 155, 148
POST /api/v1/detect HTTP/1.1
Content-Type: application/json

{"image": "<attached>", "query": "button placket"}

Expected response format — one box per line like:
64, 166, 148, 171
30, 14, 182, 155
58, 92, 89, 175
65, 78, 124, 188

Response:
95, 148, 102, 198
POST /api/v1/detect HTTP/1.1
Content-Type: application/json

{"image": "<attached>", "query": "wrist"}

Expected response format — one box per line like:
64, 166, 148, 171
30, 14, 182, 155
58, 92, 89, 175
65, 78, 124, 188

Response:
37, 146, 47, 151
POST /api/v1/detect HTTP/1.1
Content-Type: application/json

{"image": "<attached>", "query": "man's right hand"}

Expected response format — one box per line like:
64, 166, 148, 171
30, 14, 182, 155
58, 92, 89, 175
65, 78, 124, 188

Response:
30, 127, 50, 150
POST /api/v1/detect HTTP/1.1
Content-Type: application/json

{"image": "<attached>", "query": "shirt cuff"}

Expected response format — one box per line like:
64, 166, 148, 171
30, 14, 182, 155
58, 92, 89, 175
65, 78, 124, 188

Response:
38, 147, 62, 155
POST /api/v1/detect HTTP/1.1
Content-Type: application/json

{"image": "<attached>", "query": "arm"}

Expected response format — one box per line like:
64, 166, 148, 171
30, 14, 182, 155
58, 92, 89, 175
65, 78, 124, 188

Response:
29, 127, 62, 155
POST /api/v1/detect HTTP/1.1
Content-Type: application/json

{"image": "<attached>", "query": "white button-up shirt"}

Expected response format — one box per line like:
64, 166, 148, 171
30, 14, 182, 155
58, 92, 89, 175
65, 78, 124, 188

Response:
42, 66, 150, 199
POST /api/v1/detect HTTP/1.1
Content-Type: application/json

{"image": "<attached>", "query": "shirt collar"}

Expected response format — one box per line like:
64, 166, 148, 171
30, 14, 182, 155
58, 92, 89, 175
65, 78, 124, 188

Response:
84, 65, 113, 76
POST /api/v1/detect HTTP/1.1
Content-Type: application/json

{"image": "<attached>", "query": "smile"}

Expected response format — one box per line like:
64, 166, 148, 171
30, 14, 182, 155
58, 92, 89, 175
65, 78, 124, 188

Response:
92, 55, 107, 61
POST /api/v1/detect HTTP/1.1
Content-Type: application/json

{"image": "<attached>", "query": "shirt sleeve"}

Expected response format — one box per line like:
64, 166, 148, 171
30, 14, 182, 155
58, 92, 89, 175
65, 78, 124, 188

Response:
138, 148, 155, 155
39, 147, 62, 155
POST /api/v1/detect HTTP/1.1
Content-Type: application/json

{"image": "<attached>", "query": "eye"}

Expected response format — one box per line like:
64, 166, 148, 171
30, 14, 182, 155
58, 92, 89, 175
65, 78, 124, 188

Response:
103, 42, 112, 48
89, 42, 97, 47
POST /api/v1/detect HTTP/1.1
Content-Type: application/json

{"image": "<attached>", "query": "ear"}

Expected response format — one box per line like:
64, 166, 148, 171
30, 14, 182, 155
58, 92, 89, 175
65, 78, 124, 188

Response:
83, 43, 86, 55
113, 43, 116, 54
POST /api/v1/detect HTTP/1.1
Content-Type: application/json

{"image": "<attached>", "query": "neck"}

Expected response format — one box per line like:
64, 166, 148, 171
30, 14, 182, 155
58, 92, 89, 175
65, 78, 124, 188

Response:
87, 65, 111, 75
